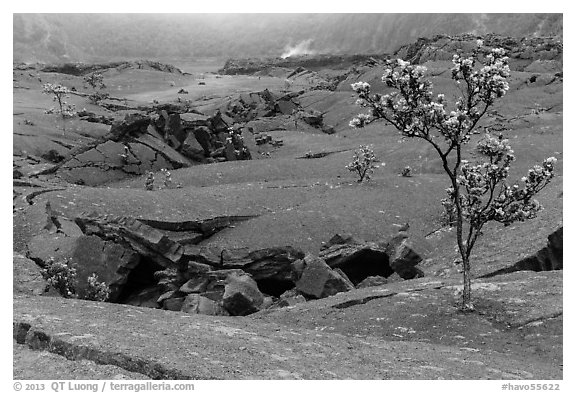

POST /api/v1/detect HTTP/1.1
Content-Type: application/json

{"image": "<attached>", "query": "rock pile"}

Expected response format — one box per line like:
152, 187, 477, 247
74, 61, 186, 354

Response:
53, 111, 253, 186
27, 200, 431, 316
25, 202, 431, 316
394, 34, 563, 73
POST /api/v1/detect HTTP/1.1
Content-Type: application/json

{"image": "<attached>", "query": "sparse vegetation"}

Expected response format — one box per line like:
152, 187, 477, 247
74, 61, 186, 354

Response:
85, 273, 111, 302
84, 72, 106, 90
145, 171, 155, 190
350, 44, 556, 310
346, 145, 377, 183
84, 73, 109, 104
160, 168, 173, 189
42, 83, 77, 119
40, 258, 110, 301
40, 257, 77, 298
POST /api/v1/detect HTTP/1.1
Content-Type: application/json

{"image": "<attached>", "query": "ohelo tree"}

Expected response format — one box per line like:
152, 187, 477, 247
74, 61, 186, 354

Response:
350, 43, 556, 310
84, 72, 109, 104
42, 83, 77, 119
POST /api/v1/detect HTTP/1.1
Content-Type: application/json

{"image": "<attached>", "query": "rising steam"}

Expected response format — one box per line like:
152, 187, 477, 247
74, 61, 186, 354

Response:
281, 39, 316, 59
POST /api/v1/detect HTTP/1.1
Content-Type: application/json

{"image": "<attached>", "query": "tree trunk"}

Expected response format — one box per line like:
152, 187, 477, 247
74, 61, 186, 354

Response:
461, 253, 474, 311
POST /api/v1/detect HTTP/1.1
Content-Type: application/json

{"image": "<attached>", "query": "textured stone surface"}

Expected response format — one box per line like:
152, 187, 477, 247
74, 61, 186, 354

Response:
222, 273, 264, 316
13, 253, 48, 295
295, 255, 354, 299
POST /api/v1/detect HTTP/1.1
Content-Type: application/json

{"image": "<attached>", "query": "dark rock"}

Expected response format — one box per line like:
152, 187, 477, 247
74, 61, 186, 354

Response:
163, 297, 185, 311
157, 290, 178, 304
271, 288, 307, 308
108, 114, 151, 141
224, 141, 237, 161
159, 113, 187, 150
186, 261, 213, 276
385, 235, 425, 279
301, 110, 324, 127
222, 273, 265, 316
192, 126, 214, 154
13, 253, 48, 295
221, 246, 305, 282
181, 294, 229, 316
41, 149, 66, 163
71, 235, 141, 301
179, 277, 210, 294
322, 125, 336, 134
13, 168, 23, 179
295, 255, 354, 299
290, 259, 306, 282
356, 276, 388, 289
75, 213, 184, 267
180, 134, 206, 161
276, 99, 298, 115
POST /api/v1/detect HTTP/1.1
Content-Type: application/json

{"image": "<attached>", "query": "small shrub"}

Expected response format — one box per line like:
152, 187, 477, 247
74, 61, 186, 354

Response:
42, 83, 77, 119
84, 73, 106, 90
88, 91, 110, 104
41, 257, 77, 298
145, 171, 155, 190
120, 145, 130, 163
346, 145, 377, 182
160, 168, 173, 189
85, 273, 111, 302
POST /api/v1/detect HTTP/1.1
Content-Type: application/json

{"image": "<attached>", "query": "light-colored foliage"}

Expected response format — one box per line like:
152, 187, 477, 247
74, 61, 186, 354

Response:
346, 145, 377, 183
41, 257, 77, 298
42, 83, 77, 118
350, 44, 556, 310
85, 273, 111, 302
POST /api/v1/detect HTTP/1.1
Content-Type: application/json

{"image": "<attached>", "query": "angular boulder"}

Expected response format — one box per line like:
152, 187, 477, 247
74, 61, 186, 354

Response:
356, 276, 388, 289
181, 294, 229, 316
222, 273, 265, 316
385, 235, 425, 279
179, 276, 210, 294
75, 212, 184, 266
220, 246, 305, 282
71, 235, 141, 301
295, 255, 354, 299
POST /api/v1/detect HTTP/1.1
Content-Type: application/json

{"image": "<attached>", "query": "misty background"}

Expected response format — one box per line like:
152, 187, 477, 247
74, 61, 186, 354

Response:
13, 13, 562, 64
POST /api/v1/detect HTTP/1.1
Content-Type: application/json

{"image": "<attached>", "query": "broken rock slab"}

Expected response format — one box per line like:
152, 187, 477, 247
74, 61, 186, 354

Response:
222, 273, 265, 316
13, 253, 48, 295
71, 235, 141, 302
75, 212, 184, 267
319, 239, 392, 285
295, 255, 354, 299
356, 275, 388, 289
181, 294, 230, 316
385, 234, 426, 279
